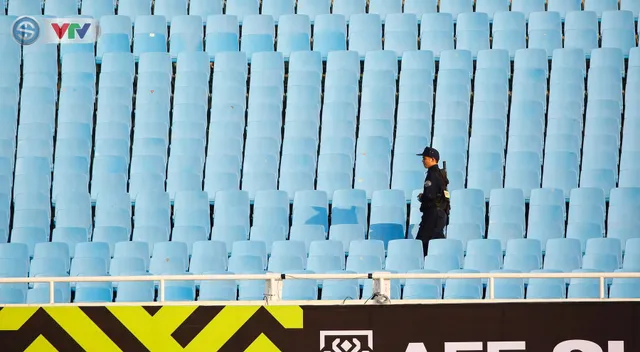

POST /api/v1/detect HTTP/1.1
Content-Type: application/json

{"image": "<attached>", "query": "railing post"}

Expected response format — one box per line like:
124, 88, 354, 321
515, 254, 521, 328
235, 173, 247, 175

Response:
599, 276, 606, 299
49, 280, 55, 304
266, 277, 282, 302
159, 278, 166, 302
372, 273, 391, 301
488, 276, 495, 300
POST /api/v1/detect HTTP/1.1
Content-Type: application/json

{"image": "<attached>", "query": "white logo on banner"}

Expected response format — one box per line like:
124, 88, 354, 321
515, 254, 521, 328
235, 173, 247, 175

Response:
320, 330, 374, 352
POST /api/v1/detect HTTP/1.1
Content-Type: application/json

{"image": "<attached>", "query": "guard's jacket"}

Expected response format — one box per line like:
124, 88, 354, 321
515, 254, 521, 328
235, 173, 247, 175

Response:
419, 164, 449, 213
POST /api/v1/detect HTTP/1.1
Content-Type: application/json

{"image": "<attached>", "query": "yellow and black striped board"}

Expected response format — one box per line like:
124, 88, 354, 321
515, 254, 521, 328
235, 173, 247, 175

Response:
2, 303, 638, 351
0, 306, 304, 351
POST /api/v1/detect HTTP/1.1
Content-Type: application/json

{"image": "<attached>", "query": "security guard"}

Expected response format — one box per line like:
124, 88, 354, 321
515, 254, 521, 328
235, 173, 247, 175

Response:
416, 147, 449, 257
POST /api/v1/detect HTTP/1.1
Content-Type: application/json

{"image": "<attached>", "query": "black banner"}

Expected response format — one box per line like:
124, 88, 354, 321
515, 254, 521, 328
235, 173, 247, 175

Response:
299, 302, 640, 352
0, 303, 638, 351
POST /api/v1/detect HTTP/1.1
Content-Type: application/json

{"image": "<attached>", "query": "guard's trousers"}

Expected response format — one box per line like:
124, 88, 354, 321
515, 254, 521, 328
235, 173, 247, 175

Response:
416, 208, 448, 257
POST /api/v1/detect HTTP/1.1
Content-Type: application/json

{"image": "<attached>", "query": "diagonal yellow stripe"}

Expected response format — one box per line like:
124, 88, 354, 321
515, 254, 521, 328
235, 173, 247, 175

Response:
265, 306, 303, 329
108, 306, 197, 351
0, 307, 40, 330
245, 333, 281, 352
44, 307, 122, 352
185, 306, 260, 351
24, 335, 59, 352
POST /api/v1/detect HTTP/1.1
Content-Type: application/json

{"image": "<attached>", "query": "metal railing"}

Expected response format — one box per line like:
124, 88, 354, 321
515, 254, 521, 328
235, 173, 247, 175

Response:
1, 272, 639, 305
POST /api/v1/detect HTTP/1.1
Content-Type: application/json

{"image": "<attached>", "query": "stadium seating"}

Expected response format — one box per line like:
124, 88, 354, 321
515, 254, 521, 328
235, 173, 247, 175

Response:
0, 1, 639, 303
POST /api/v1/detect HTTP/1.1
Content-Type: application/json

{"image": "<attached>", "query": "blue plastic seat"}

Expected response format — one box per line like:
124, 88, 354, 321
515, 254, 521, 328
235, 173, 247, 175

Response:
526, 275, 566, 299
295, 0, 329, 22
195, 271, 237, 301
548, 0, 582, 19
503, 254, 540, 275
92, 227, 129, 257
439, 0, 473, 22
187, 242, 227, 277
348, 14, 382, 57
466, 239, 503, 265
261, 0, 294, 22
451, 190, 485, 214
321, 271, 360, 300
544, 238, 582, 271
528, 12, 562, 58
564, 11, 599, 56
490, 12, 526, 58
70, 257, 109, 283
82, 0, 115, 18
404, 0, 437, 18
118, 0, 151, 21
512, 0, 545, 19
383, 14, 418, 56
308, 242, 343, 265
27, 287, 68, 304
312, 15, 347, 57
443, 269, 482, 299
285, 226, 324, 256
228, 254, 264, 276
154, 0, 187, 23
472, 0, 507, 19
346, 255, 382, 281
248, 225, 287, 256
133, 15, 168, 56
307, 255, 344, 274
109, 257, 146, 279
75, 283, 114, 303
163, 278, 196, 302
463, 254, 501, 278
420, 13, 454, 57
115, 279, 155, 302
584, 0, 618, 17
328, 224, 366, 255
208, 225, 247, 256
8, 0, 41, 15
427, 239, 464, 266
455, 12, 490, 58
169, 16, 204, 56
225, 0, 259, 22
402, 269, 441, 299
609, 269, 640, 298
281, 270, 318, 300
33, 242, 70, 273
385, 254, 423, 278
277, 15, 311, 55
601, 11, 636, 57
566, 269, 602, 298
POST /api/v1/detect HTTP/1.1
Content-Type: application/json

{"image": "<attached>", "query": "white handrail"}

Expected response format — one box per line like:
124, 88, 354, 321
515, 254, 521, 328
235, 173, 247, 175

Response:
2, 272, 638, 304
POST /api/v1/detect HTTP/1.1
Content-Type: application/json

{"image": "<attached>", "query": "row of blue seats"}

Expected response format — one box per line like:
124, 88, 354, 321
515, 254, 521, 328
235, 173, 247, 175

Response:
72, 11, 640, 58
6, 269, 639, 303
2, 242, 639, 303
5, 0, 640, 23
4, 235, 640, 276
2, 186, 640, 258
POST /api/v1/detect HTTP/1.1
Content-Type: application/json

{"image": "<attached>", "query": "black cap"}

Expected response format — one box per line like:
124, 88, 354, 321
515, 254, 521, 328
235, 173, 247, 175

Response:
417, 147, 440, 161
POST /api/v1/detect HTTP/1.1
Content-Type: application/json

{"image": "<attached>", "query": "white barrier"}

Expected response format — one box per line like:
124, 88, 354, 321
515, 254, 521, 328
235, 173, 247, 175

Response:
1, 272, 639, 305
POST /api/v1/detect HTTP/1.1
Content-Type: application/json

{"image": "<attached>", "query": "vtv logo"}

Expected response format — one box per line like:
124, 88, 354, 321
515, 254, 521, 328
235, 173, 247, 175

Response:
51, 22, 92, 40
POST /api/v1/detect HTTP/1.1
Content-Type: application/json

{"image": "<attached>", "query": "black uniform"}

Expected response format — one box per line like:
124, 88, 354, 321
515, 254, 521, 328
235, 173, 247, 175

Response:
417, 164, 448, 257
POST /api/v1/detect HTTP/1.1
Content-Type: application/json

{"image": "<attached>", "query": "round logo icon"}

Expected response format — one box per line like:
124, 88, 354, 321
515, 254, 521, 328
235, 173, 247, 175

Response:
12, 16, 40, 46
